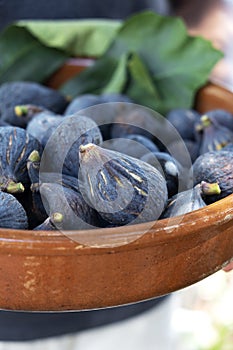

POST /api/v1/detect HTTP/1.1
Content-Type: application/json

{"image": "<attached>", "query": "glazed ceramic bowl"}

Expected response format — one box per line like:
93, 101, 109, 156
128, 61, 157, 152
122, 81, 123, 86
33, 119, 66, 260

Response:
1, 59, 233, 312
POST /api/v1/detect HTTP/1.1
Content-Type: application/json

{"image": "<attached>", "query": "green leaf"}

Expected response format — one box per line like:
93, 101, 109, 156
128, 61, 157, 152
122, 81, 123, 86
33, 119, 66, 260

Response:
128, 52, 159, 98
17, 20, 121, 57
60, 56, 119, 97
61, 11, 222, 114
0, 25, 68, 84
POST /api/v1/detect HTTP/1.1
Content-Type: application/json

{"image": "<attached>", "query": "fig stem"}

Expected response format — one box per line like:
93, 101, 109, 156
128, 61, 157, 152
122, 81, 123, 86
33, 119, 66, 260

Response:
6, 181, 25, 194
51, 212, 63, 224
28, 150, 40, 163
201, 115, 211, 128
201, 181, 221, 196
14, 105, 29, 117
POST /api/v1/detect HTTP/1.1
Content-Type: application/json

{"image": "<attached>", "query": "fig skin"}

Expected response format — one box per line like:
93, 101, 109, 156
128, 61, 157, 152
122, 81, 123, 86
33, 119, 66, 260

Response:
0, 191, 28, 229
26, 112, 63, 147
110, 107, 157, 141
64, 94, 102, 115
39, 182, 100, 230
100, 93, 132, 103
0, 81, 68, 125
196, 115, 233, 154
13, 105, 49, 129
41, 115, 103, 177
166, 108, 201, 141
141, 152, 184, 198
167, 139, 200, 164
0, 126, 42, 193
193, 150, 233, 203
103, 134, 159, 160
203, 109, 233, 132
79, 143, 168, 226
161, 181, 220, 219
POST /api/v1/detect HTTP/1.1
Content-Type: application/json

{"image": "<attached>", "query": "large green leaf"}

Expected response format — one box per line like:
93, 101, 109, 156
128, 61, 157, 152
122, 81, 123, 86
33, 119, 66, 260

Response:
0, 25, 68, 83
17, 20, 121, 57
61, 11, 223, 114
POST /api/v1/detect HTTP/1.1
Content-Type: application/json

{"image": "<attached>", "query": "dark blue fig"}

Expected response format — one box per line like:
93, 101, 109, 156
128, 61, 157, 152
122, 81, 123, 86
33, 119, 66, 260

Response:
110, 107, 157, 141
0, 126, 42, 193
196, 115, 233, 154
79, 143, 168, 226
41, 115, 103, 177
13, 104, 50, 128
64, 94, 102, 115
33, 216, 62, 231
221, 143, 233, 152
0, 81, 68, 125
100, 93, 132, 103
161, 181, 221, 219
0, 191, 28, 229
167, 139, 200, 164
141, 152, 184, 197
39, 182, 100, 230
26, 111, 63, 147
203, 109, 233, 131
103, 134, 159, 160
166, 108, 201, 141
193, 150, 233, 203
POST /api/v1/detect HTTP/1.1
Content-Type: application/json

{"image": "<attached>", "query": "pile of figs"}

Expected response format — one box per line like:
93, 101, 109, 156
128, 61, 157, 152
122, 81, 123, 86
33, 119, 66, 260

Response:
0, 80, 232, 231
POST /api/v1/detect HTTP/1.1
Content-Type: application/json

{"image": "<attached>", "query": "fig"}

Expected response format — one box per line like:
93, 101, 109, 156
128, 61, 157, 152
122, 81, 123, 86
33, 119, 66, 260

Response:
195, 115, 233, 154
103, 134, 159, 160
64, 94, 101, 115
203, 109, 233, 132
41, 115, 103, 177
13, 104, 52, 128
193, 150, 233, 203
26, 111, 63, 147
0, 81, 68, 125
0, 191, 28, 229
141, 152, 184, 197
161, 181, 221, 218
167, 139, 200, 164
33, 215, 62, 231
79, 143, 168, 226
166, 108, 200, 141
110, 107, 157, 141
0, 126, 42, 193
39, 182, 100, 230
100, 93, 132, 103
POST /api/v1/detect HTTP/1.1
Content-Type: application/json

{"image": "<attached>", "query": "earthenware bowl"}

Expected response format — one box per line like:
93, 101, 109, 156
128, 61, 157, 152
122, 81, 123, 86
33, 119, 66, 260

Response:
1, 58, 233, 311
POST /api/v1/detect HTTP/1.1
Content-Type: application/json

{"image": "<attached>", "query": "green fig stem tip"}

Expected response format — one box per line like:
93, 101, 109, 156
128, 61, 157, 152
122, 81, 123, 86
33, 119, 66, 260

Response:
51, 212, 63, 224
6, 181, 25, 193
201, 181, 221, 196
201, 115, 211, 128
14, 105, 28, 117
28, 150, 40, 163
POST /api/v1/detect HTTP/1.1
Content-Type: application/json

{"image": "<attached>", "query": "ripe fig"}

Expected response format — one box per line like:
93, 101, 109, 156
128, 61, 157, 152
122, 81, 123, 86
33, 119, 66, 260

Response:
167, 139, 200, 164
26, 112, 63, 147
166, 108, 200, 141
100, 93, 132, 103
103, 134, 159, 160
0, 126, 42, 193
64, 94, 102, 115
39, 182, 100, 230
203, 109, 233, 132
33, 215, 62, 231
195, 115, 233, 154
193, 150, 233, 203
79, 143, 168, 226
0, 81, 68, 125
14, 104, 52, 128
0, 191, 28, 229
110, 107, 157, 141
41, 115, 103, 177
141, 152, 184, 197
161, 181, 221, 218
